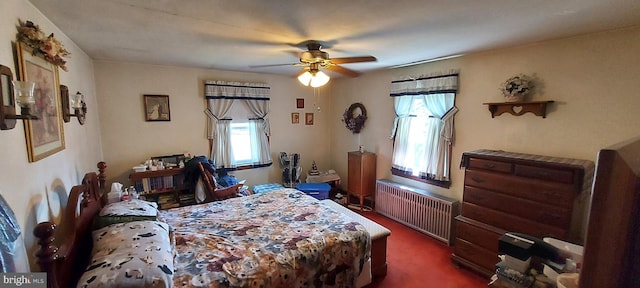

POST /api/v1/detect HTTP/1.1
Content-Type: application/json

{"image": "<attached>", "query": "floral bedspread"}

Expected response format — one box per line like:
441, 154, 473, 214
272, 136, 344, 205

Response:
159, 188, 371, 288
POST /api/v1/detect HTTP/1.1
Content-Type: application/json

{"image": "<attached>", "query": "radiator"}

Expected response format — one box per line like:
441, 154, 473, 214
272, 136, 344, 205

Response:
375, 179, 460, 245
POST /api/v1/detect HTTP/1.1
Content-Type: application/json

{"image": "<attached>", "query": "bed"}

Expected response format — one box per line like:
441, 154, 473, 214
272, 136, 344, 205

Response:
33, 163, 376, 288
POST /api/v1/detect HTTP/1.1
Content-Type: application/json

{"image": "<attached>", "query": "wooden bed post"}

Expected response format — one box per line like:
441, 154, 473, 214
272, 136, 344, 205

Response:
32, 162, 108, 288
97, 161, 107, 190
97, 161, 107, 205
33, 222, 60, 288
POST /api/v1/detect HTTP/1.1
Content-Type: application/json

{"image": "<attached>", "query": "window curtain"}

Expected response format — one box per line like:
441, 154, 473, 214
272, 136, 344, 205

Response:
204, 80, 271, 168
389, 71, 459, 181
244, 95, 272, 166
213, 119, 233, 168
388, 95, 417, 172
421, 94, 457, 180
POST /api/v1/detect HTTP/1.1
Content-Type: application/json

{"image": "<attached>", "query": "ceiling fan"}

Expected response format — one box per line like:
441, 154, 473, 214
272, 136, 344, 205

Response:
251, 41, 377, 87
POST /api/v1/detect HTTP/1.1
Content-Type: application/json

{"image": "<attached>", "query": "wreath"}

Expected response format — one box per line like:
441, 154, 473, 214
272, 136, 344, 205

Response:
342, 103, 367, 134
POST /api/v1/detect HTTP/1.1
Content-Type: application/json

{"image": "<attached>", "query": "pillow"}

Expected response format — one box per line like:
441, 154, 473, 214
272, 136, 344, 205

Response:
78, 221, 174, 288
92, 215, 157, 230
99, 199, 159, 217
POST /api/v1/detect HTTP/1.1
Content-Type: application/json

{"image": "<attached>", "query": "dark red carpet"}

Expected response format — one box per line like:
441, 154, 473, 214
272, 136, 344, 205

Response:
358, 211, 487, 288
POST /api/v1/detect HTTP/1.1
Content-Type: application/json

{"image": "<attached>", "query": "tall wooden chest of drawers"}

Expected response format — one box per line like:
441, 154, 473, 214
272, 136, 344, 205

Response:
451, 149, 594, 277
348, 151, 377, 210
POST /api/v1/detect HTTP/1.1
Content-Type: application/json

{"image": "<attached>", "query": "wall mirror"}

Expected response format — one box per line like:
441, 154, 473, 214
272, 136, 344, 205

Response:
0, 65, 17, 130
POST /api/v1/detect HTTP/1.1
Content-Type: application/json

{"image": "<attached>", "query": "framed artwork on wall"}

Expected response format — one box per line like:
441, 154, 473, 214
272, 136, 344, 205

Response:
144, 94, 170, 121
296, 98, 304, 109
16, 41, 65, 162
305, 112, 314, 125
291, 112, 300, 124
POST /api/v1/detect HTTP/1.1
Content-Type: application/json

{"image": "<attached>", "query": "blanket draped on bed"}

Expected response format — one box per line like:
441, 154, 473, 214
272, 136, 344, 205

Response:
159, 188, 371, 288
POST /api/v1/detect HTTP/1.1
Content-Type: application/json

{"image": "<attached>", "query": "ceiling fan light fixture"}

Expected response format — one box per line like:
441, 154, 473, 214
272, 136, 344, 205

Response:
310, 71, 330, 87
297, 71, 313, 86
297, 70, 330, 87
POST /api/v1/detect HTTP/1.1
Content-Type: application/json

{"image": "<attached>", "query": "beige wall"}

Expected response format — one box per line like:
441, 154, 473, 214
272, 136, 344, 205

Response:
0, 0, 103, 271
330, 26, 640, 204
94, 61, 335, 188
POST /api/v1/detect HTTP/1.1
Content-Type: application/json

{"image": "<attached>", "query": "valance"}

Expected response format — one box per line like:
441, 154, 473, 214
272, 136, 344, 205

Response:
390, 71, 459, 97
204, 80, 270, 100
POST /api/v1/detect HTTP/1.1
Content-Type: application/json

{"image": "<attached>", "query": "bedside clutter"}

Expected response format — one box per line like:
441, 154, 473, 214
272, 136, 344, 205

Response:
491, 232, 584, 288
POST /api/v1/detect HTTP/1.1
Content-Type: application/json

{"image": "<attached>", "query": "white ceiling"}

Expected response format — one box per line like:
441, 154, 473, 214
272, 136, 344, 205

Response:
29, 0, 640, 78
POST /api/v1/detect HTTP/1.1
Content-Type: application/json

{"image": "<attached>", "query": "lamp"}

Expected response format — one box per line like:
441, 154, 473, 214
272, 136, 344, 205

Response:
60, 85, 86, 125
297, 63, 330, 88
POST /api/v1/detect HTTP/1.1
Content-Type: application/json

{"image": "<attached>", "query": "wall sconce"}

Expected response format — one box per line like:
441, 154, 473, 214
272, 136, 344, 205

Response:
0, 65, 38, 130
60, 85, 86, 125
297, 63, 330, 88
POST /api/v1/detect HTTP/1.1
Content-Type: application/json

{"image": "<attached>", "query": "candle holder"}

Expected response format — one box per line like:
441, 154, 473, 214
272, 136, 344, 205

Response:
61, 85, 86, 125
0, 65, 39, 130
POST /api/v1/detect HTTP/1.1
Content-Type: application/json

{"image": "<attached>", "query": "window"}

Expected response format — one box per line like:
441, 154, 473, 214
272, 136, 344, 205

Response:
389, 72, 459, 187
230, 121, 252, 165
205, 80, 272, 170
229, 120, 269, 167
393, 97, 433, 176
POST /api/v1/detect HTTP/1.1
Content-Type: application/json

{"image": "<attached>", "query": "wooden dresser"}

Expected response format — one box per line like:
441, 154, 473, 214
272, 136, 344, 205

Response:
347, 151, 376, 210
451, 149, 594, 277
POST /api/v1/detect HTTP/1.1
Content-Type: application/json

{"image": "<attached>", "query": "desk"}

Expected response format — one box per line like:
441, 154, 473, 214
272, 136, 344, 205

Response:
306, 172, 341, 198
306, 172, 340, 184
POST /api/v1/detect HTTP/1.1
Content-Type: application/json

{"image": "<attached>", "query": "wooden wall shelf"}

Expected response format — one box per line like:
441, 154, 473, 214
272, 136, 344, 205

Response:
483, 101, 554, 118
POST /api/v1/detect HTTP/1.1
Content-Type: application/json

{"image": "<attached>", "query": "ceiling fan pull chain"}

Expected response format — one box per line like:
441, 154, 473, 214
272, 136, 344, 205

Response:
314, 87, 321, 112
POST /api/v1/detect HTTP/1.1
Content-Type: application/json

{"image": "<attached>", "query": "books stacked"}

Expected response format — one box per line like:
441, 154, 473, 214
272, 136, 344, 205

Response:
179, 193, 196, 206
157, 194, 179, 209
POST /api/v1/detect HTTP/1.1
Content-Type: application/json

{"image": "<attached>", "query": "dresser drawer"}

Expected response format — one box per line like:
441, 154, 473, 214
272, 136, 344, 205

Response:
463, 186, 572, 229
456, 219, 502, 253
468, 158, 513, 173
515, 164, 576, 184
465, 170, 576, 208
462, 203, 567, 239
454, 238, 499, 273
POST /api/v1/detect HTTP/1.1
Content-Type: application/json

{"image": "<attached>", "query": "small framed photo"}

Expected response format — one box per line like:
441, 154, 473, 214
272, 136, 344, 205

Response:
305, 112, 314, 125
296, 98, 304, 109
291, 112, 300, 124
144, 94, 170, 121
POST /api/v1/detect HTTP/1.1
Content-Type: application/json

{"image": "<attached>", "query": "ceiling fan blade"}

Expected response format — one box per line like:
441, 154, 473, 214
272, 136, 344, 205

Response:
329, 56, 377, 64
249, 62, 299, 68
325, 65, 360, 77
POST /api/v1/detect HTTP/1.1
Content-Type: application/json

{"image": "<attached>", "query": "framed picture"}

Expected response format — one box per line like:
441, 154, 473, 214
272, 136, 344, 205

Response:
291, 112, 300, 124
16, 42, 65, 162
296, 98, 304, 109
305, 112, 314, 125
144, 94, 170, 121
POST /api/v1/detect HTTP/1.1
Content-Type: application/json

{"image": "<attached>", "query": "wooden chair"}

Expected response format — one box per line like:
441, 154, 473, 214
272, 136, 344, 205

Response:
197, 162, 241, 202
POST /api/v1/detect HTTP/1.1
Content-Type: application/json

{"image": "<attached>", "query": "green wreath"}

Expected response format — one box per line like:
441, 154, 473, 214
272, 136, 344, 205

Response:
342, 103, 367, 134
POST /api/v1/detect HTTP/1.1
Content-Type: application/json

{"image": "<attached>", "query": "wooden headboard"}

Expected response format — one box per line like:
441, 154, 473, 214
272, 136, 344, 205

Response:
579, 136, 640, 288
33, 162, 107, 288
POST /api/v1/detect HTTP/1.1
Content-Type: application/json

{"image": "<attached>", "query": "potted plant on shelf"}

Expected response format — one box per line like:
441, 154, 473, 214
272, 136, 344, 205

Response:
500, 74, 534, 102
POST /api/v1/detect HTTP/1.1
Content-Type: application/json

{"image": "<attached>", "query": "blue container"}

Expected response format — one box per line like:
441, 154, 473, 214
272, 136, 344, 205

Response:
296, 183, 331, 200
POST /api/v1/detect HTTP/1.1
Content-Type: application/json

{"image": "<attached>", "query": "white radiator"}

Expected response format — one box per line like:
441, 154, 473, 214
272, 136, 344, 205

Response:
375, 179, 460, 245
